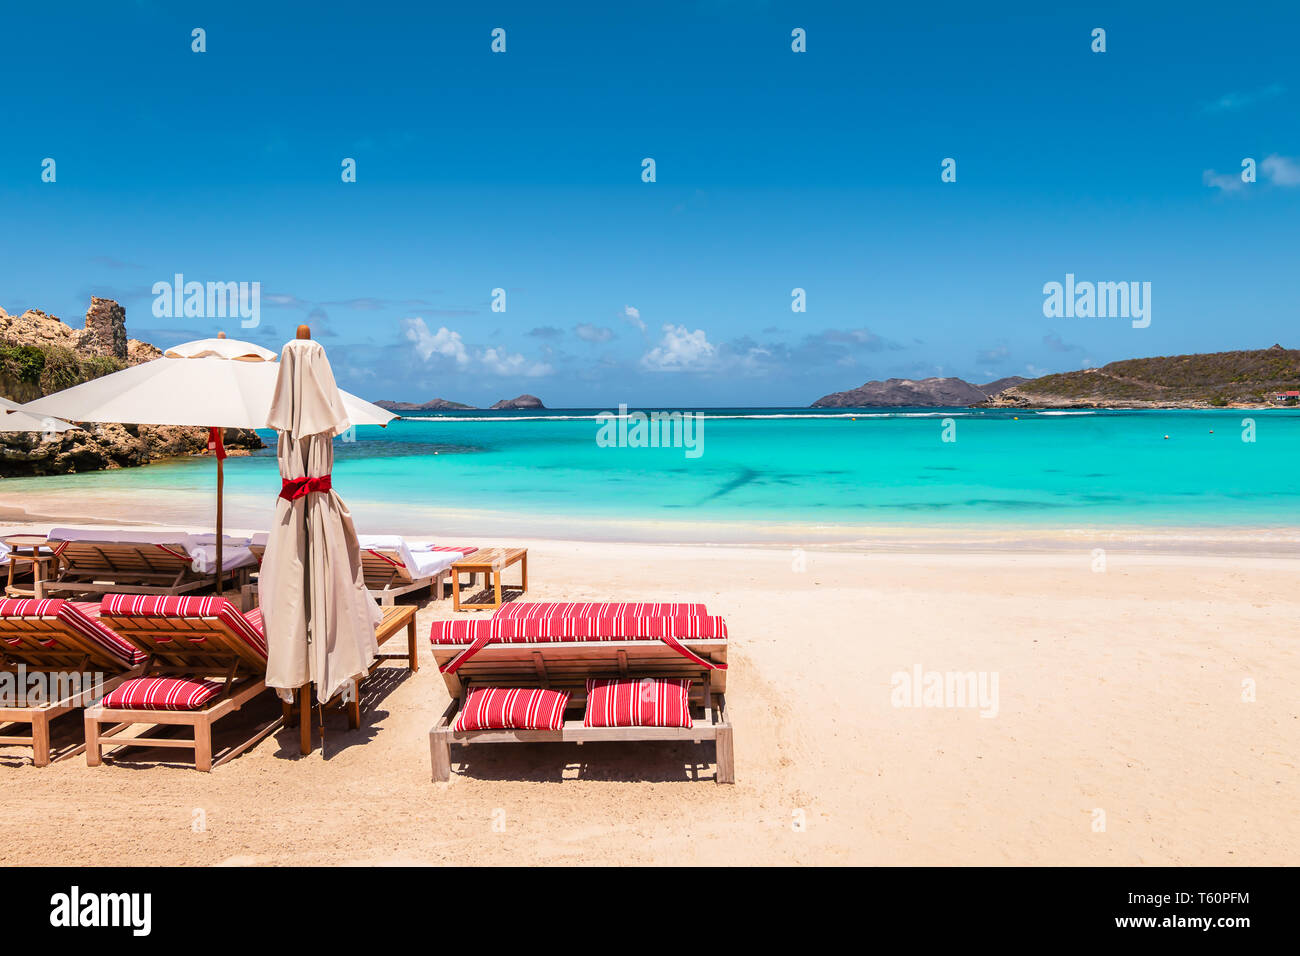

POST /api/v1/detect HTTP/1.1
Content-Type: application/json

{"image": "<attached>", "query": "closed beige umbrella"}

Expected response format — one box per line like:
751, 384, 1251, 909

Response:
259, 328, 380, 718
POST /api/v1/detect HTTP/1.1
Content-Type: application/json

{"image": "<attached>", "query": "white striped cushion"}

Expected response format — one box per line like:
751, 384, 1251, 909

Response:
454, 687, 570, 731
584, 678, 693, 728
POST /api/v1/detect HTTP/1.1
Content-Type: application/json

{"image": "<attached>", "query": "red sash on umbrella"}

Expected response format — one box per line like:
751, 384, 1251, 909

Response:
207, 427, 226, 460
279, 475, 332, 500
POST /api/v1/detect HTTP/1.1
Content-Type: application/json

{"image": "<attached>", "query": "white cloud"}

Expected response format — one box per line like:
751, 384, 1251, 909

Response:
1261, 154, 1300, 186
640, 324, 717, 372
402, 317, 469, 365
1202, 169, 1247, 193
575, 322, 614, 343
1203, 84, 1284, 113
622, 305, 645, 332
480, 347, 553, 378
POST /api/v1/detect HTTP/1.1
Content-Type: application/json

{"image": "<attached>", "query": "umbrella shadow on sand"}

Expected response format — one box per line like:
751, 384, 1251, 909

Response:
269, 665, 414, 761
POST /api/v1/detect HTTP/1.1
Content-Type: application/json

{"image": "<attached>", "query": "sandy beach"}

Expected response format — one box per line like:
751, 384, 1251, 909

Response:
1, 528, 1295, 867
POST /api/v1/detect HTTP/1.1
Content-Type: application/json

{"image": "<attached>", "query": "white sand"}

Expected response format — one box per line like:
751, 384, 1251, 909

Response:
1, 528, 1296, 865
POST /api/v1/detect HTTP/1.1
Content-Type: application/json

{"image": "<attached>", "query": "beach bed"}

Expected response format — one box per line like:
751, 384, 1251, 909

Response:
358, 536, 477, 605
39, 528, 257, 600
428, 602, 733, 784
85, 595, 279, 772
0, 597, 147, 766
242, 534, 477, 608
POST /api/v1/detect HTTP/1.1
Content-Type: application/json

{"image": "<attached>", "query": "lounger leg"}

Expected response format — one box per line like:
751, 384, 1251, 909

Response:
493, 570, 502, 608
430, 727, 452, 782
31, 714, 51, 768
407, 616, 419, 673
299, 685, 312, 755
715, 706, 735, 785
85, 714, 102, 767
347, 680, 361, 729
451, 570, 461, 612
195, 718, 213, 772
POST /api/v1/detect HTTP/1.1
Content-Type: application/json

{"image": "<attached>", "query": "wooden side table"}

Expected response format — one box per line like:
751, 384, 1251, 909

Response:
450, 547, 528, 611
3, 534, 58, 599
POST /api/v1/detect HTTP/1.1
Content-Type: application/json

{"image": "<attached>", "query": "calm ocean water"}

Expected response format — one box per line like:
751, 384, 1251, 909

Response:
5, 408, 1299, 539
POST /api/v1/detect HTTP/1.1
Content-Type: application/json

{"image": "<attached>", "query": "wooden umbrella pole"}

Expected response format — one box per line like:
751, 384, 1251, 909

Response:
215, 430, 224, 596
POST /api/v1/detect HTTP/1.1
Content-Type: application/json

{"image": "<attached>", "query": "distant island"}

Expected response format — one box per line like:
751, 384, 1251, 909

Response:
374, 398, 475, 412
812, 376, 1027, 408
490, 394, 545, 410
813, 347, 1299, 409
374, 394, 547, 413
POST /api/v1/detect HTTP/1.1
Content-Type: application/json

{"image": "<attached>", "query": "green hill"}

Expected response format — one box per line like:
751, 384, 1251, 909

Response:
986, 346, 1300, 408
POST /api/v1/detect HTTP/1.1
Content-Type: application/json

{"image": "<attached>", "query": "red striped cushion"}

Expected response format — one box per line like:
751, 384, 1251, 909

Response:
494, 601, 707, 621
454, 687, 570, 731
99, 594, 267, 659
430, 613, 726, 645
0, 598, 145, 668
584, 678, 693, 728
103, 676, 225, 711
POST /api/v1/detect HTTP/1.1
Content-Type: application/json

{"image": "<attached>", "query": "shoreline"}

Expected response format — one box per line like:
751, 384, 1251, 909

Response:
3, 492, 1297, 556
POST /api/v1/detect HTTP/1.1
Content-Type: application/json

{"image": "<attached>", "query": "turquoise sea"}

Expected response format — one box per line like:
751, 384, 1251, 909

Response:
4, 408, 1299, 542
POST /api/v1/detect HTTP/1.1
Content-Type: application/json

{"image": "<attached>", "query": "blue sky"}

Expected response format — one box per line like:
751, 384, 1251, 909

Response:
2, 1, 1297, 406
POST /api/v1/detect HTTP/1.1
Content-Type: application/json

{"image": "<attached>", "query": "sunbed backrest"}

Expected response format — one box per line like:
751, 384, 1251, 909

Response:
431, 638, 727, 697
56, 541, 194, 578
99, 596, 267, 674
0, 600, 143, 672
360, 549, 414, 587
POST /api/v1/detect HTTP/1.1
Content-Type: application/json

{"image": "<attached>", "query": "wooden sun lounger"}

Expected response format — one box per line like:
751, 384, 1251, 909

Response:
242, 542, 474, 609
360, 547, 452, 605
429, 627, 733, 784
85, 598, 278, 772
0, 600, 146, 766
38, 539, 236, 600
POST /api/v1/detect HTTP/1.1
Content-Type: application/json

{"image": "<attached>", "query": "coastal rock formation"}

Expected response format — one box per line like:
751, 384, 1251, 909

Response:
812, 377, 991, 407
77, 297, 128, 359
375, 397, 475, 412
0, 422, 257, 477
978, 347, 1300, 408
0, 299, 262, 477
489, 394, 545, 410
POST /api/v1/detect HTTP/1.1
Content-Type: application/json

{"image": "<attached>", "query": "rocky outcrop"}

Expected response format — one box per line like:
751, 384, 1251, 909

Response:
375, 397, 475, 412
812, 377, 990, 408
489, 394, 545, 410
0, 423, 258, 476
78, 297, 128, 359
1, 299, 262, 477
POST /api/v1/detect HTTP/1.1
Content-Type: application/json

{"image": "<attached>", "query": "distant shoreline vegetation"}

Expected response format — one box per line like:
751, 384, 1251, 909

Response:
812, 346, 1300, 410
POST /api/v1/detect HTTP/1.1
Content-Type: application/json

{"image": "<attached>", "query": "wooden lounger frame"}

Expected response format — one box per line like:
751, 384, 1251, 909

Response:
360, 548, 452, 605
37, 540, 243, 599
429, 637, 733, 784
239, 545, 455, 610
85, 607, 278, 772
0, 612, 143, 766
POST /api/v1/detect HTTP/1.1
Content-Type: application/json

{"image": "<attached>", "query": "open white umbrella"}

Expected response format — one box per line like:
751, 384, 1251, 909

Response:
21, 331, 394, 589
259, 327, 379, 713
0, 397, 79, 434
